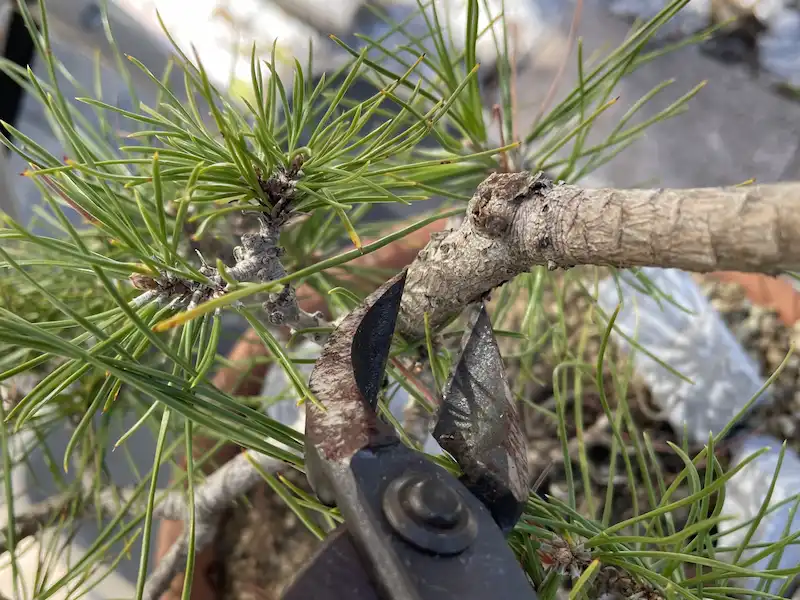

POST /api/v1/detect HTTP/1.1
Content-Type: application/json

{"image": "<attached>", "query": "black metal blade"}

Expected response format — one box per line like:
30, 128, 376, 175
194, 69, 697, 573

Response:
303, 283, 538, 600
432, 303, 530, 533
305, 271, 406, 507
351, 272, 406, 410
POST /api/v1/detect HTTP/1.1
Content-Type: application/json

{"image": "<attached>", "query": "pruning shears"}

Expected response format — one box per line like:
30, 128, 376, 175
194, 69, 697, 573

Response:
282, 270, 538, 600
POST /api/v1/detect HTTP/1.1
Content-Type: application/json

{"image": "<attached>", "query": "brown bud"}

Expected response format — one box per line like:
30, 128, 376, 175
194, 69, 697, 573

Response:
289, 153, 305, 176
130, 273, 159, 291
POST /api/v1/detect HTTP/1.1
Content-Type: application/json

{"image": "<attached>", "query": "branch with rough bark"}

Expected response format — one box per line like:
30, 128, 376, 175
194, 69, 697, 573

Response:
143, 450, 284, 600
132, 212, 328, 342
132, 161, 330, 344
398, 172, 800, 340
125, 172, 800, 596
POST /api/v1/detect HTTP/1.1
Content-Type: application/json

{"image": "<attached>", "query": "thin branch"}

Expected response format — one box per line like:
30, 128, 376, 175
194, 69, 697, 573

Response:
492, 104, 511, 173
132, 159, 332, 345
0, 450, 283, 593
398, 173, 800, 340
390, 357, 438, 408
142, 451, 284, 600
0, 490, 74, 555
0, 484, 179, 556
509, 21, 520, 147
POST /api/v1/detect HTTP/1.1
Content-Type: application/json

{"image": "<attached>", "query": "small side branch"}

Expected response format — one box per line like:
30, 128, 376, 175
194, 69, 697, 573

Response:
131, 161, 331, 345
230, 217, 327, 344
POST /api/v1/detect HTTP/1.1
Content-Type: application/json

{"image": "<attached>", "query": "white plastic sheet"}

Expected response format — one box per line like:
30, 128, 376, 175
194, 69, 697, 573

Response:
596, 268, 767, 444
718, 434, 800, 594
111, 0, 340, 89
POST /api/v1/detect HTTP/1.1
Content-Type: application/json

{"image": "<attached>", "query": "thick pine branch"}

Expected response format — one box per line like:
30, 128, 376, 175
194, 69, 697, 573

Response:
399, 172, 800, 340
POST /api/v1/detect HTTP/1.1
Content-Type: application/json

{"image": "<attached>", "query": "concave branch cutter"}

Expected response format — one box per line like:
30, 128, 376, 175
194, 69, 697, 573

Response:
282, 270, 538, 600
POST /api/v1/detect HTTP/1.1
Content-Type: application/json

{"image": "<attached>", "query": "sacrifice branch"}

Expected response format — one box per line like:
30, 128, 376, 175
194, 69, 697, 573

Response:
399, 172, 800, 340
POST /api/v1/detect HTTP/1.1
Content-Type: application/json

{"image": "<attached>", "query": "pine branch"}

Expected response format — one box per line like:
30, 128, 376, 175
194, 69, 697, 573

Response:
399, 172, 800, 340
0, 486, 127, 555
132, 208, 330, 344
142, 450, 284, 600
0, 482, 182, 556
538, 535, 664, 599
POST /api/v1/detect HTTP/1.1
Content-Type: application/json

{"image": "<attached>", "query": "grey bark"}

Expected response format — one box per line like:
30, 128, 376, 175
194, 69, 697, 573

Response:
142, 450, 284, 600
398, 172, 800, 341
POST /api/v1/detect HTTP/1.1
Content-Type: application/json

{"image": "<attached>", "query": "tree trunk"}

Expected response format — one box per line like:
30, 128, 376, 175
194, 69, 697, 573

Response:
398, 172, 800, 340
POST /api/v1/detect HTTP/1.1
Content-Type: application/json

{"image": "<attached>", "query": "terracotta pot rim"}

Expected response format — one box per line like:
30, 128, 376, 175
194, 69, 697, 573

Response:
708, 271, 800, 326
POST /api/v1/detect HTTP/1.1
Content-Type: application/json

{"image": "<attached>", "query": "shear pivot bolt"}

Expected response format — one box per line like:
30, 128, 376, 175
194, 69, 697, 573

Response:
383, 473, 477, 555
406, 478, 462, 528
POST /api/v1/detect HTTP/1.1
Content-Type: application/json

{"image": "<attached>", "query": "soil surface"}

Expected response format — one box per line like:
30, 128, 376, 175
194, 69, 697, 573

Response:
701, 277, 800, 450
215, 271, 800, 599
215, 469, 320, 600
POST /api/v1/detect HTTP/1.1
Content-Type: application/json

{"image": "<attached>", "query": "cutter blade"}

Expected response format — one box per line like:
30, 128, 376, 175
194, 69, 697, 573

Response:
432, 303, 530, 533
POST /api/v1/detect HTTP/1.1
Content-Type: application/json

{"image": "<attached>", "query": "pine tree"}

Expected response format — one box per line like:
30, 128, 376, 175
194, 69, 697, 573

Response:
1, 1, 799, 598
